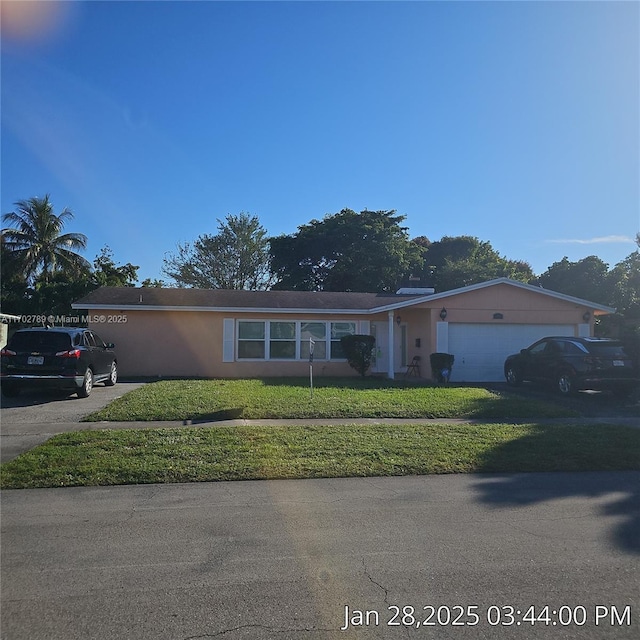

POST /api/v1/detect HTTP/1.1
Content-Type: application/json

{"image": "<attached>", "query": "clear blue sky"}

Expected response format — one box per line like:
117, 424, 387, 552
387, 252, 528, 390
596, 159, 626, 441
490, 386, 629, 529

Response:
2, 0, 638, 284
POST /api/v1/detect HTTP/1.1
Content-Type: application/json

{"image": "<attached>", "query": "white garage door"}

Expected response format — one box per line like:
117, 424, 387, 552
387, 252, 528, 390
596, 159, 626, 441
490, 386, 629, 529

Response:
448, 324, 575, 382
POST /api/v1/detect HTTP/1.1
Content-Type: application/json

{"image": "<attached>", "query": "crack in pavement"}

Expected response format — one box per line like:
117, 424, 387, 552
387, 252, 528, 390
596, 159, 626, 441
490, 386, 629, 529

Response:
182, 624, 334, 638
360, 558, 416, 638
361, 557, 389, 604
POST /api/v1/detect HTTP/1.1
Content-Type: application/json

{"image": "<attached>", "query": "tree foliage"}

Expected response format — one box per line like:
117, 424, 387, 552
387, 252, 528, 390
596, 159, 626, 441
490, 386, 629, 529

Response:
533, 240, 640, 355
340, 334, 376, 377
415, 235, 534, 292
1, 245, 142, 320
1, 195, 90, 285
162, 213, 274, 289
607, 234, 640, 318
270, 209, 423, 292
140, 278, 166, 288
535, 255, 610, 305
92, 246, 139, 287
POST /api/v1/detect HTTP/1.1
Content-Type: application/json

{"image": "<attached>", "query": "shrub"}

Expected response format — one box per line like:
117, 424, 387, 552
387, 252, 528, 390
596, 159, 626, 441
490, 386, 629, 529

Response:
340, 334, 376, 377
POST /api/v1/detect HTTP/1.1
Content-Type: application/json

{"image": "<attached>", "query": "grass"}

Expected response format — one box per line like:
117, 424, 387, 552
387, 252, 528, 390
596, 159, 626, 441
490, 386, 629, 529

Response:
2, 421, 639, 489
85, 378, 577, 422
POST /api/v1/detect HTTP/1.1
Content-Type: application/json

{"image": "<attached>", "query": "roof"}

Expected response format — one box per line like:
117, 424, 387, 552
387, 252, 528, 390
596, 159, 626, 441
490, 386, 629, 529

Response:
72, 287, 422, 314
71, 278, 616, 315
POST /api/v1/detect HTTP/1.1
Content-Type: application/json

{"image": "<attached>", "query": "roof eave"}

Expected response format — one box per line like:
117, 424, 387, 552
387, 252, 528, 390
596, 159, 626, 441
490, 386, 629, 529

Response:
71, 303, 372, 315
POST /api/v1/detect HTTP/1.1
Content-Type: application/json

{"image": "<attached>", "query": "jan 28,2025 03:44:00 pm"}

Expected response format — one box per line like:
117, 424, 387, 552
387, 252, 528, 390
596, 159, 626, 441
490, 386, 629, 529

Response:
339, 604, 634, 630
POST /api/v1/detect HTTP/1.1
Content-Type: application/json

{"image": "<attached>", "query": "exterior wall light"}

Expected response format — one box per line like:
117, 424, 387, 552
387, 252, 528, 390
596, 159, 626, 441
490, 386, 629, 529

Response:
583, 311, 591, 323
396, 315, 402, 326
439, 307, 448, 321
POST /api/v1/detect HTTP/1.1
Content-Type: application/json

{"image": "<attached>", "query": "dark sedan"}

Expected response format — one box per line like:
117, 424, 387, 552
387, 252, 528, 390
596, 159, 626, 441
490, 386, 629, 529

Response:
504, 336, 638, 398
1, 327, 117, 398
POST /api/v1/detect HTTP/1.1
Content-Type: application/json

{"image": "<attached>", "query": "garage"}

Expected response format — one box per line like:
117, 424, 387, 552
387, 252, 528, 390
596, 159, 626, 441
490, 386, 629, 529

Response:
447, 323, 575, 382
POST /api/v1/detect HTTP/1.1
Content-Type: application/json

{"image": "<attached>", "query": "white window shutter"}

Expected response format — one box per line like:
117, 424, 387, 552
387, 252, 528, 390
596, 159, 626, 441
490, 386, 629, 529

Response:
436, 321, 449, 352
359, 320, 371, 335
223, 318, 235, 362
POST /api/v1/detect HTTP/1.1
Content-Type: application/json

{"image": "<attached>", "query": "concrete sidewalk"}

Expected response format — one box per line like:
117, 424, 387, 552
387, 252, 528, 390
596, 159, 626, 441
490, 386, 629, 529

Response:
1, 415, 638, 463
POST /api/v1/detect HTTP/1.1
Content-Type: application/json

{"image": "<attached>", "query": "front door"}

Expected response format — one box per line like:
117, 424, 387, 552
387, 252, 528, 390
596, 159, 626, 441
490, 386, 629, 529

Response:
371, 322, 407, 374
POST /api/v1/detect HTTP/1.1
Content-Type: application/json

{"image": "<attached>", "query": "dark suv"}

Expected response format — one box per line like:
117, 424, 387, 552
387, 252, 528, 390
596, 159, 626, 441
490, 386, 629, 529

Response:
1, 327, 117, 398
504, 336, 638, 397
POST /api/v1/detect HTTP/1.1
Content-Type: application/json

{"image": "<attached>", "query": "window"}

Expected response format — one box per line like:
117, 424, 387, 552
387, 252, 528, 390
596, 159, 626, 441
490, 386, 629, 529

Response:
237, 321, 265, 359
330, 322, 356, 359
269, 321, 296, 359
300, 322, 326, 360
529, 341, 548, 356
236, 320, 358, 361
91, 332, 106, 348
561, 341, 588, 355
9, 331, 71, 352
589, 342, 628, 358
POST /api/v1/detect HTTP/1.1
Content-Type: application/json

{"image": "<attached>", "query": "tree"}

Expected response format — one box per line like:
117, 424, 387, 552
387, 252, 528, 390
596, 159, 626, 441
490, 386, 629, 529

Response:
162, 213, 274, 289
535, 255, 610, 305
532, 241, 640, 361
140, 278, 166, 287
0, 233, 32, 315
340, 334, 376, 377
598, 235, 640, 359
92, 246, 139, 287
1, 195, 90, 285
270, 209, 423, 292
416, 235, 534, 291
607, 234, 640, 317
1, 238, 144, 320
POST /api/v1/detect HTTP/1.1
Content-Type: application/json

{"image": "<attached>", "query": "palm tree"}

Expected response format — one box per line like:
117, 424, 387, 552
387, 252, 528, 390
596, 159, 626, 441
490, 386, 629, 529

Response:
2, 195, 90, 284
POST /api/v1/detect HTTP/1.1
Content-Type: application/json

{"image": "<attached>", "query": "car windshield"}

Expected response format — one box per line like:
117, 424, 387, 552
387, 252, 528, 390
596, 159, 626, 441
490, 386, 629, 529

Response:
588, 342, 628, 358
9, 331, 72, 353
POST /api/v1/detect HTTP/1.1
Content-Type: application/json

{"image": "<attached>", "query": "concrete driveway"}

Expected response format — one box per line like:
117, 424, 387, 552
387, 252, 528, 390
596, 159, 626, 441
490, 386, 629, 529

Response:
0, 382, 144, 462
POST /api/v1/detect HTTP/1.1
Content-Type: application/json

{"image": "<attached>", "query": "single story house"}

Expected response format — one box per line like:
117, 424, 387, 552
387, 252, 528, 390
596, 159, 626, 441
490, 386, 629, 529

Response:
72, 278, 615, 382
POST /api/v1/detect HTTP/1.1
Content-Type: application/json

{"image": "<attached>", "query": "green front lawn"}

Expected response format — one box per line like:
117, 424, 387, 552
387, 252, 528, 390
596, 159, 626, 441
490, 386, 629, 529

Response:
85, 378, 577, 422
2, 422, 638, 489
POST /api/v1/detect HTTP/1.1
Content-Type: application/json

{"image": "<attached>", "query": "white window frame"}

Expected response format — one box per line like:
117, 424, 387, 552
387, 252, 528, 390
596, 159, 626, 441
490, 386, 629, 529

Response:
236, 320, 267, 360
235, 320, 358, 362
268, 320, 297, 360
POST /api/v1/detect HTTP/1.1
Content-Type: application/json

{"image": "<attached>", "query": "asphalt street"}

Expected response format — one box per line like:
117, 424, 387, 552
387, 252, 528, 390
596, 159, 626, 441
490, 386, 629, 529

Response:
2, 472, 640, 640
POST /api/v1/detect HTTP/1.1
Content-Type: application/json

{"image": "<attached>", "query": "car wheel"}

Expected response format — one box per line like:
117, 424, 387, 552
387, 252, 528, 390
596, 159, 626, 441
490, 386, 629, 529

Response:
557, 372, 575, 396
505, 365, 522, 386
77, 369, 93, 398
105, 361, 117, 386
1, 382, 20, 398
